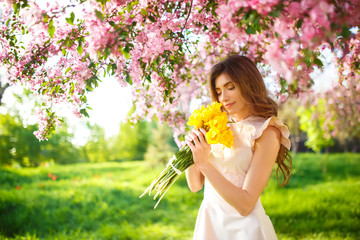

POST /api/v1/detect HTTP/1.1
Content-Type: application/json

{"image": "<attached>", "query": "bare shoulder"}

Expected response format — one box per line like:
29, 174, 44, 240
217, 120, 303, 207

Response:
255, 125, 281, 148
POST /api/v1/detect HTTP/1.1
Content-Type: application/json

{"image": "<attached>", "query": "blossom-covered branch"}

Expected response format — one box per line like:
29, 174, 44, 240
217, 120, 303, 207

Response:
0, 0, 359, 142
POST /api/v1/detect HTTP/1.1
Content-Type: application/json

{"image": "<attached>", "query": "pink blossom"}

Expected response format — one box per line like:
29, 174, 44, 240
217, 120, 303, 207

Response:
287, 2, 302, 18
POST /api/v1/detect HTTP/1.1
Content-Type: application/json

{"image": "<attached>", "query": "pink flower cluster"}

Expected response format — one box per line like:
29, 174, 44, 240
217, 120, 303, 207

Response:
322, 32, 360, 142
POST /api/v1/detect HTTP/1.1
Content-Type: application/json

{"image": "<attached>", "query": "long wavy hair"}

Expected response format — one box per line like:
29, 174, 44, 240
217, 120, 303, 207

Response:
209, 55, 292, 186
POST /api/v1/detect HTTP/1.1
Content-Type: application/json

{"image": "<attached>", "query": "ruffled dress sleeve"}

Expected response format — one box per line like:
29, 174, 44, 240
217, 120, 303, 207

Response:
251, 116, 291, 150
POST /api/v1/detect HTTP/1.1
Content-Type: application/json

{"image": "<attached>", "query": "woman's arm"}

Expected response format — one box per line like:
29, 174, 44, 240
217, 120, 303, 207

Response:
187, 126, 281, 216
185, 164, 204, 192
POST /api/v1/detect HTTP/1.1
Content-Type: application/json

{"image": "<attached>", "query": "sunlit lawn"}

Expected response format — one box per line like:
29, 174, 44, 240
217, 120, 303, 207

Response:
0, 153, 359, 239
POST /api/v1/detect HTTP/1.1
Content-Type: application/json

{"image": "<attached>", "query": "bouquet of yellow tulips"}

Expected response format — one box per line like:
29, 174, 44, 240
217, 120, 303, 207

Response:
139, 102, 234, 208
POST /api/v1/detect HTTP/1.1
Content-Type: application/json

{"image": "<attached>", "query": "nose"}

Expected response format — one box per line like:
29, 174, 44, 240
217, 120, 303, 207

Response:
219, 90, 229, 103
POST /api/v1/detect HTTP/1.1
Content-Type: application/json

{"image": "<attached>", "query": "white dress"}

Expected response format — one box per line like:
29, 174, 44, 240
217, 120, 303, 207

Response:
193, 116, 291, 240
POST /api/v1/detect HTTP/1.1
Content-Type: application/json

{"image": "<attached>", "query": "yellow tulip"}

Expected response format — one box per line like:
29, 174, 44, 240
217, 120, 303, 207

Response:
206, 129, 220, 144
202, 108, 215, 123
187, 110, 203, 129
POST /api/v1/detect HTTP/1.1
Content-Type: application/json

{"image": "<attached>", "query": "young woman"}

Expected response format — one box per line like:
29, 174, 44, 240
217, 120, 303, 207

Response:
185, 55, 292, 240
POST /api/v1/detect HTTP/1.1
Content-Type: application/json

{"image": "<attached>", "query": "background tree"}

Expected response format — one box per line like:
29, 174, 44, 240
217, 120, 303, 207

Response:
297, 98, 335, 153
41, 121, 83, 164
0, 113, 42, 166
82, 122, 110, 162
144, 121, 178, 166
0, 113, 82, 166
278, 97, 302, 154
108, 119, 149, 161
323, 77, 360, 151
0, 82, 10, 106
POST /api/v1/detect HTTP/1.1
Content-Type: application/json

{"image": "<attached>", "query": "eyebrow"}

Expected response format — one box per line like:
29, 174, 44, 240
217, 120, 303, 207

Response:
215, 81, 234, 90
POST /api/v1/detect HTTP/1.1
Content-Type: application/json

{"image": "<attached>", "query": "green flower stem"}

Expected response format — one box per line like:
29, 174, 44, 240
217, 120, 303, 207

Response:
139, 144, 195, 208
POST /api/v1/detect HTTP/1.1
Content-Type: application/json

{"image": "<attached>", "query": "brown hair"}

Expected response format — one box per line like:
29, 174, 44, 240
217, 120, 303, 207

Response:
209, 55, 292, 186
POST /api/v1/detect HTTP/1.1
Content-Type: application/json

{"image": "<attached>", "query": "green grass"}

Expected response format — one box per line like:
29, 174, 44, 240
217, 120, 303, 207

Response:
0, 153, 359, 239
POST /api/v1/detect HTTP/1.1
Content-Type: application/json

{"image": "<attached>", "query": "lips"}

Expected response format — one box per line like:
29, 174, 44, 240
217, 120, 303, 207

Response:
224, 102, 235, 109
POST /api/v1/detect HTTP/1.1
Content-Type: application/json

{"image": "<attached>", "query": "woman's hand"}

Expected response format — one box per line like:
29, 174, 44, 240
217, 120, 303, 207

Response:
185, 128, 211, 170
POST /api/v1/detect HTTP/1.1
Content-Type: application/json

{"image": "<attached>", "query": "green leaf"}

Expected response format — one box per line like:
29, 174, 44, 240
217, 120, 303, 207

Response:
109, 21, 116, 27
43, 14, 49, 23
13, 3, 20, 15
341, 25, 351, 38
48, 18, 55, 38
111, 63, 117, 75
141, 9, 148, 16
296, 19, 303, 29
313, 58, 323, 67
70, 82, 75, 93
65, 67, 72, 74
95, 10, 104, 21
77, 41, 83, 55
268, 10, 279, 17
123, 49, 130, 59
126, 73, 133, 85
66, 17, 73, 25
65, 12, 75, 25
104, 47, 111, 58
50, 86, 56, 95
279, 78, 288, 93
245, 26, 256, 35
80, 108, 90, 118
81, 95, 87, 103
21, 0, 28, 8
148, 15, 156, 22
96, 0, 107, 5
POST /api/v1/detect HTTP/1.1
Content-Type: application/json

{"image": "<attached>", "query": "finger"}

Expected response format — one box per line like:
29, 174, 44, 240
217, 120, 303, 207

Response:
198, 128, 208, 143
185, 140, 195, 151
187, 133, 197, 142
193, 129, 205, 143
199, 127, 207, 134
190, 131, 201, 144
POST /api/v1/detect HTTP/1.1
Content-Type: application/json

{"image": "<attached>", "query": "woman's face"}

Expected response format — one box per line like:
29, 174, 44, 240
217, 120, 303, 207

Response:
214, 73, 251, 121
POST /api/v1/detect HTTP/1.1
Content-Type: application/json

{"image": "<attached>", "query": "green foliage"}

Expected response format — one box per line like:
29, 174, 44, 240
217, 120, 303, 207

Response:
0, 114, 42, 167
41, 122, 83, 164
82, 123, 110, 162
297, 98, 334, 152
0, 114, 82, 166
278, 97, 302, 153
144, 121, 178, 166
0, 153, 359, 239
48, 18, 55, 38
279, 97, 301, 137
108, 120, 149, 161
